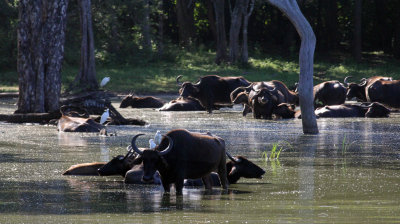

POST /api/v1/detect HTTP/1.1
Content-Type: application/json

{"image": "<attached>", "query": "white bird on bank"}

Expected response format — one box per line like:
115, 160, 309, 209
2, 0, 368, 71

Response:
100, 77, 110, 87
149, 139, 156, 149
154, 130, 162, 145
100, 108, 109, 125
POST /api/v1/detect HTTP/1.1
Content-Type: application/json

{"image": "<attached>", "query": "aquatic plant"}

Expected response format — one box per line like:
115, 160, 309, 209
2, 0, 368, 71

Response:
262, 141, 292, 162
341, 134, 356, 156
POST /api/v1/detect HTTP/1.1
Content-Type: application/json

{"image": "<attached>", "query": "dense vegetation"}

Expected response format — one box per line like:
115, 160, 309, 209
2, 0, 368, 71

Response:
1, 0, 400, 93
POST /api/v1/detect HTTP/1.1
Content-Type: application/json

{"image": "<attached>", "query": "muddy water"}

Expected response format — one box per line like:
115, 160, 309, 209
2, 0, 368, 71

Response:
0, 97, 399, 223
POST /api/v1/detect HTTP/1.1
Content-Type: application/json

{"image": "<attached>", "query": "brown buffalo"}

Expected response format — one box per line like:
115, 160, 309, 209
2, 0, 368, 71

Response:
366, 79, 400, 108
120, 95, 165, 108
57, 115, 105, 132
313, 81, 346, 108
177, 75, 250, 113
315, 102, 390, 118
131, 129, 228, 194
63, 162, 106, 175
345, 76, 392, 102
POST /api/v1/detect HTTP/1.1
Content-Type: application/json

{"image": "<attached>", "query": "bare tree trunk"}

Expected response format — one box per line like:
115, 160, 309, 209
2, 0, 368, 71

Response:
70, 0, 98, 92
212, 0, 228, 64
17, 0, 68, 113
353, 0, 362, 62
229, 0, 244, 63
142, 0, 152, 52
241, 0, 254, 64
267, 0, 318, 134
176, 0, 196, 47
157, 0, 165, 57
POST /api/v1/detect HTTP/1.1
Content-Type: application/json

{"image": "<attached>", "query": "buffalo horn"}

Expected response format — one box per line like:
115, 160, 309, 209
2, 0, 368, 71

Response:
176, 75, 183, 86
158, 135, 173, 156
343, 76, 352, 86
226, 152, 239, 162
359, 78, 367, 86
131, 134, 145, 155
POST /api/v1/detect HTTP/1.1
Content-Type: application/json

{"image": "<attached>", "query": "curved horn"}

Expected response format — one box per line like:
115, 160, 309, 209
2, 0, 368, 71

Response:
359, 78, 367, 86
343, 76, 352, 86
226, 152, 239, 162
158, 135, 174, 156
131, 134, 145, 155
176, 75, 183, 86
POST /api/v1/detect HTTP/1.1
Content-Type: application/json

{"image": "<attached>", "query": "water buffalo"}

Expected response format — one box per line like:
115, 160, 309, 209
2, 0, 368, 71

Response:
63, 162, 106, 175
119, 95, 165, 108
344, 76, 392, 102
314, 102, 390, 118
57, 115, 105, 132
158, 97, 205, 111
184, 152, 265, 186
131, 129, 228, 194
366, 79, 400, 108
273, 103, 298, 119
313, 81, 347, 108
177, 75, 251, 113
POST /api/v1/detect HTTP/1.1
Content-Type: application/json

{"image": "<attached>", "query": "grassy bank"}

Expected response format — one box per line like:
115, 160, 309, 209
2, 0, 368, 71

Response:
1, 51, 400, 94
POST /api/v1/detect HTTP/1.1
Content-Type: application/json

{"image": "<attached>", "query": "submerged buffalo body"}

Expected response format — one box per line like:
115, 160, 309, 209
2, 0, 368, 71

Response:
177, 75, 250, 113
366, 79, 400, 108
315, 103, 390, 118
120, 95, 165, 108
158, 97, 205, 111
131, 129, 228, 194
313, 81, 346, 107
184, 153, 265, 186
57, 116, 105, 132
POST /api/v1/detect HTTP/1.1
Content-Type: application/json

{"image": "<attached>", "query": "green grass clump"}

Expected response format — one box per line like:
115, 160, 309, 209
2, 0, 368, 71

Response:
262, 141, 292, 162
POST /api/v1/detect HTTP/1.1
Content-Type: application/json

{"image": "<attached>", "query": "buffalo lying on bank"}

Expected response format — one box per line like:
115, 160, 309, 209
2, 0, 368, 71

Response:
365, 79, 400, 108
315, 102, 390, 118
313, 81, 347, 107
120, 95, 165, 108
130, 129, 228, 194
344, 76, 392, 102
57, 107, 105, 132
158, 97, 205, 111
177, 75, 250, 113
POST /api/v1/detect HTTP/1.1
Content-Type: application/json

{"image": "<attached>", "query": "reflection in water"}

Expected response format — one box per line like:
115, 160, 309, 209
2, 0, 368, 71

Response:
100, 137, 109, 162
57, 132, 88, 147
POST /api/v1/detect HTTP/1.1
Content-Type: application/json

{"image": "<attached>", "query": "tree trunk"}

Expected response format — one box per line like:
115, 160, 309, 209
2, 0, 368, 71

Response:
70, 0, 98, 92
229, 0, 244, 64
176, 0, 196, 47
374, 0, 392, 54
267, 0, 319, 134
157, 0, 165, 58
241, 0, 254, 64
142, 0, 152, 52
17, 0, 68, 113
212, 0, 228, 64
353, 0, 362, 62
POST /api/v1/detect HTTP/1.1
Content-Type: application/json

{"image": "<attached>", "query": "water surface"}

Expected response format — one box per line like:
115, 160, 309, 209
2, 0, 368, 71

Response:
0, 97, 399, 223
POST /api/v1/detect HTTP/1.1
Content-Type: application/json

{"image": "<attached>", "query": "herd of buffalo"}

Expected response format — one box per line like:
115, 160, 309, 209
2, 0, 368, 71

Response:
62, 74, 399, 194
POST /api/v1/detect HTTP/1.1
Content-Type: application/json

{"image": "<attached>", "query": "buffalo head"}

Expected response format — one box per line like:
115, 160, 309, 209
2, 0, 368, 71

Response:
226, 152, 265, 183
131, 134, 173, 183
363, 102, 390, 118
119, 94, 134, 108
98, 145, 138, 176
344, 76, 367, 101
273, 103, 296, 119
177, 75, 200, 98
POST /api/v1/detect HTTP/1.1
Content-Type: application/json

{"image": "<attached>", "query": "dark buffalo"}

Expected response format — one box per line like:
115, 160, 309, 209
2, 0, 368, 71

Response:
315, 102, 390, 118
177, 75, 251, 113
63, 162, 106, 175
273, 103, 298, 119
313, 81, 347, 108
366, 79, 400, 108
120, 95, 165, 108
158, 97, 205, 111
184, 152, 265, 186
131, 129, 228, 194
345, 76, 392, 102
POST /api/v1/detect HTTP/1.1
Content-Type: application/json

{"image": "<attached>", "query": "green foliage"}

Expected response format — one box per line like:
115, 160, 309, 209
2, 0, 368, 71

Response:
262, 141, 292, 162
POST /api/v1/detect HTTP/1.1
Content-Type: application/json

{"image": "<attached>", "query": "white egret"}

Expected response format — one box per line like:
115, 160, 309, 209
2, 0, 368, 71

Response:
154, 130, 162, 145
100, 77, 110, 87
100, 108, 109, 125
149, 139, 156, 149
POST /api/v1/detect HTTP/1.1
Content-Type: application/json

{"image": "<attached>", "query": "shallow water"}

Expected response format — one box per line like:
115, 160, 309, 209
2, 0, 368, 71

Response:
0, 96, 399, 223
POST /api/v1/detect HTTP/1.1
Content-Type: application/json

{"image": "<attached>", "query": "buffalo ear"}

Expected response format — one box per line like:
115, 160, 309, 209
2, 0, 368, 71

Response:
132, 156, 143, 165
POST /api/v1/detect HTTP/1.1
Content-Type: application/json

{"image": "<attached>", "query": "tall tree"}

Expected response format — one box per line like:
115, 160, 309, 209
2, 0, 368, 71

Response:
69, 0, 98, 92
266, 0, 319, 134
241, 0, 255, 63
212, 0, 228, 64
176, 0, 196, 47
353, 0, 362, 62
228, 0, 244, 63
17, 0, 69, 113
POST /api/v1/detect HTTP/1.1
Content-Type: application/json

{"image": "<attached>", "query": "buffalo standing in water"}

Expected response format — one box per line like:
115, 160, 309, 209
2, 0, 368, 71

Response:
131, 129, 228, 194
